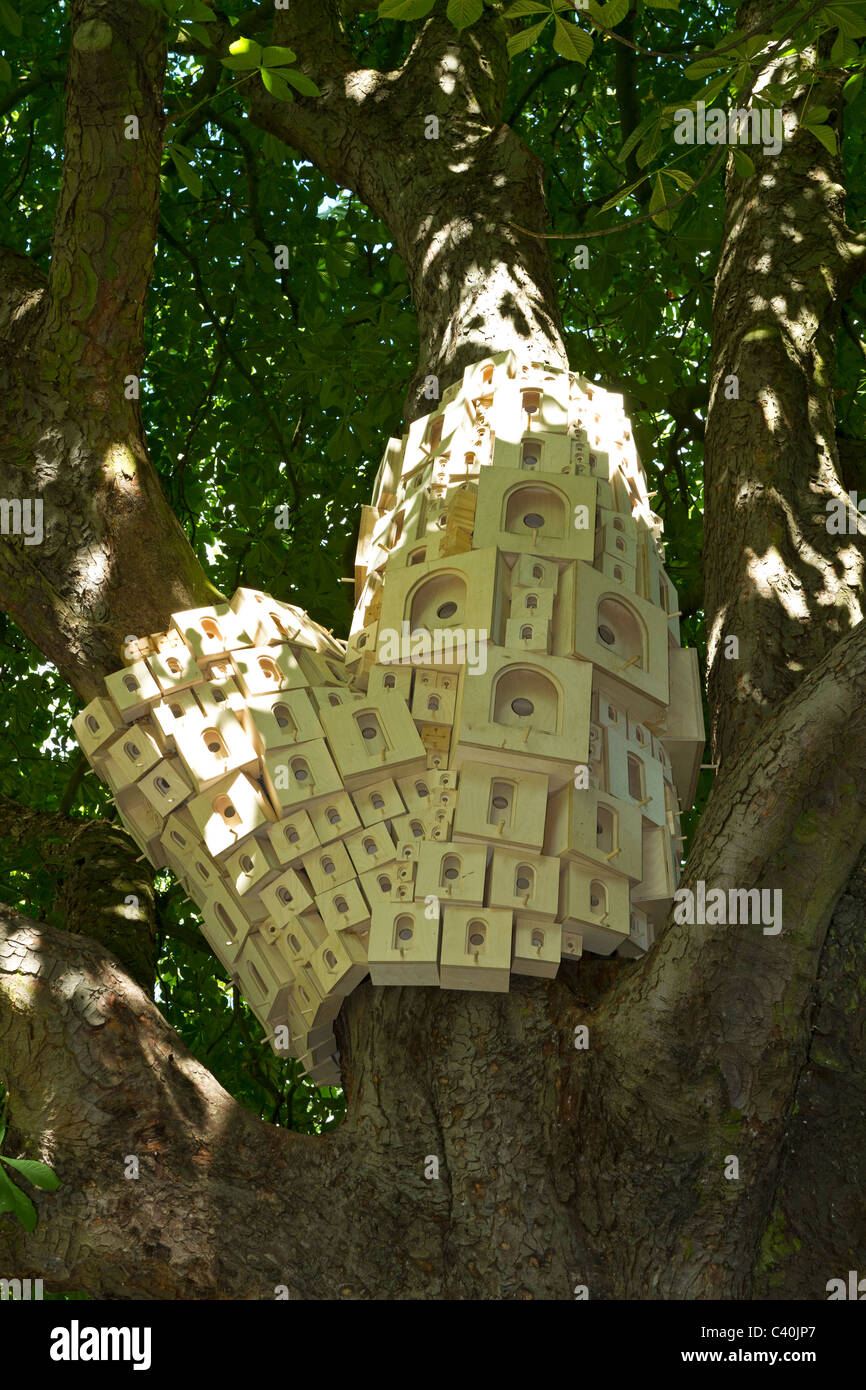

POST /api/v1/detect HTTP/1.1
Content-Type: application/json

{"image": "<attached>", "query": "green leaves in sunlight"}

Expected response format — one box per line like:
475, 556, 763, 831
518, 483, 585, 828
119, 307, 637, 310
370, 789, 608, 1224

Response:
505, 2, 593, 63
221, 37, 320, 103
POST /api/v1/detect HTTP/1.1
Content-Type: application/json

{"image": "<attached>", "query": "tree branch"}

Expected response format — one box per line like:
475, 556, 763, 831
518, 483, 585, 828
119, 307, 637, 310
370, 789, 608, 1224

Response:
0, 6, 223, 699
0, 909, 337, 1298
0, 794, 157, 990
45, 0, 168, 392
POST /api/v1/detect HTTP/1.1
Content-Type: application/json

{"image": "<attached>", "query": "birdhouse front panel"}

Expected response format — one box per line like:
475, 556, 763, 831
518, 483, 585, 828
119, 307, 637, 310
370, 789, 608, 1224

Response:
73, 353, 705, 1087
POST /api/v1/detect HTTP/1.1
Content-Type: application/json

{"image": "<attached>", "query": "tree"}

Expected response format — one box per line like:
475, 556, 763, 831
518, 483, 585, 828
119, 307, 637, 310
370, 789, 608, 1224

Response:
1, 0, 866, 1300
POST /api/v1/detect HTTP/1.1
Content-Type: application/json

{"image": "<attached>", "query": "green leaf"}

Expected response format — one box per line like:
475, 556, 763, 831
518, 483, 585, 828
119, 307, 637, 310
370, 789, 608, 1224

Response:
731, 147, 756, 178
220, 36, 263, 69
552, 14, 593, 62
261, 68, 295, 101
0, 54, 10, 84
0, 1156, 61, 1191
803, 104, 830, 123
644, 0, 680, 7
844, 71, 864, 103
649, 172, 674, 229
618, 111, 657, 164
696, 71, 735, 107
685, 55, 729, 79
802, 121, 838, 154
446, 0, 483, 28
378, 0, 436, 18
261, 132, 288, 162
831, 29, 860, 64
599, 174, 649, 211
0, 1164, 37, 1233
664, 167, 695, 190
183, 0, 216, 18
168, 146, 203, 196
261, 45, 298, 67
734, 33, 774, 59
186, 22, 213, 46
819, 2, 866, 38
0, 1, 22, 37
598, 0, 630, 26
637, 122, 663, 168
502, 0, 549, 14
506, 16, 548, 55
281, 69, 320, 96
762, 81, 791, 105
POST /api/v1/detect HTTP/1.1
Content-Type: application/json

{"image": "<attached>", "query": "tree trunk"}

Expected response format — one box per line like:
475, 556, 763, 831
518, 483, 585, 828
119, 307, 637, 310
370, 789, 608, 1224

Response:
0, 1, 220, 700
703, 5, 866, 765
246, 7, 567, 420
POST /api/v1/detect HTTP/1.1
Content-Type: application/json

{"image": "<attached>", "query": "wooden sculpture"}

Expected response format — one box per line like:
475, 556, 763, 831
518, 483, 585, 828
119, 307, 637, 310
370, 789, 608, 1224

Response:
73, 351, 705, 1086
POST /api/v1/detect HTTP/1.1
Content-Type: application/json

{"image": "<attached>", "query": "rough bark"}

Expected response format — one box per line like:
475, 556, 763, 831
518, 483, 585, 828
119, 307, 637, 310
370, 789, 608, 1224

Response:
703, 5, 866, 766
0, 794, 157, 991
0, 908, 598, 1299
752, 860, 866, 1297
0, 0, 221, 701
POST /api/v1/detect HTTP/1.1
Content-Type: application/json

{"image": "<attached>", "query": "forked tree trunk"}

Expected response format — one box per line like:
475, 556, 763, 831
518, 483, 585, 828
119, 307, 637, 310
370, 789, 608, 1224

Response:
2, 0, 866, 1301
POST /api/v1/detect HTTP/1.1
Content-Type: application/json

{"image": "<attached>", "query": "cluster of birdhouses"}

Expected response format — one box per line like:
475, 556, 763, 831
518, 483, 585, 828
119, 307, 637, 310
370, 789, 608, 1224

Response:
74, 351, 705, 1088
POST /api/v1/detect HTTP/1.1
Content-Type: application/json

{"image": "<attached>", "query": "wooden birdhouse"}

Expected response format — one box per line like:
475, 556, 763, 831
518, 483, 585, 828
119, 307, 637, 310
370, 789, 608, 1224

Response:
261, 738, 343, 816
259, 866, 316, 924
487, 849, 559, 920
316, 878, 371, 936
103, 725, 164, 790
367, 662, 413, 702
512, 920, 562, 977
105, 659, 162, 721
351, 779, 404, 826
544, 785, 644, 882
474, 469, 597, 566
569, 560, 670, 709
231, 645, 306, 698
73, 697, 125, 760
317, 695, 427, 789
238, 688, 322, 757
451, 647, 592, 788
187, 770, 274, 858
307, 790, 363, 843
74, 354, 705, 1089
558, 862, 631, 955
659, 646, 705, 811
375, 546, 509, 662
451, 760, 549, 851
266, 807, 319, 866
147, 647, 204, 696
415, 841, 487, 906
368, 902, 441, 986
439, 907, 513, 991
